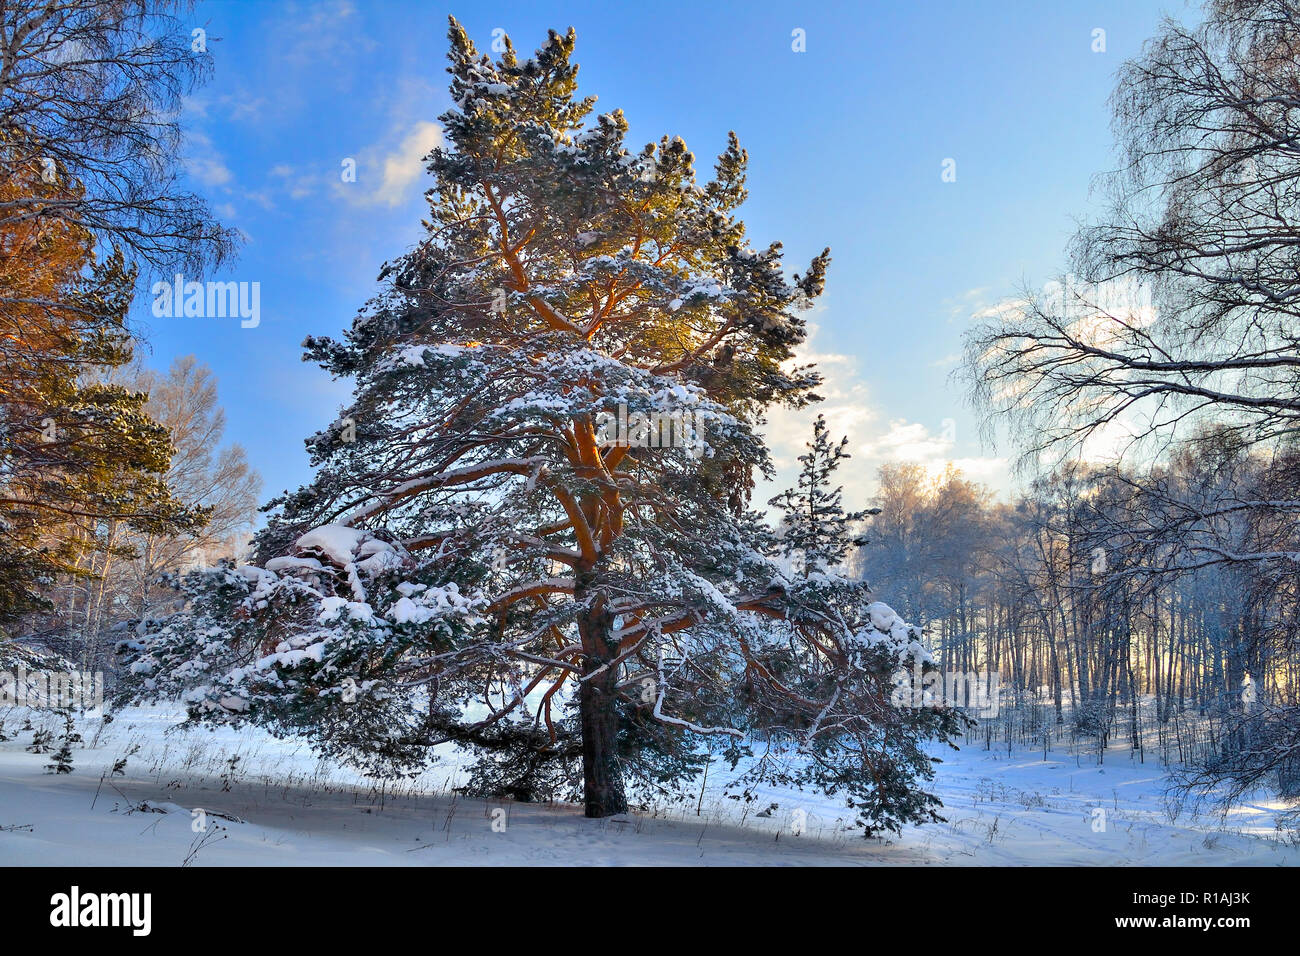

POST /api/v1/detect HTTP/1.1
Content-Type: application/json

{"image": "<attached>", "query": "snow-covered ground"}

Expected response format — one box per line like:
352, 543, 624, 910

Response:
0, 705, 1295, 866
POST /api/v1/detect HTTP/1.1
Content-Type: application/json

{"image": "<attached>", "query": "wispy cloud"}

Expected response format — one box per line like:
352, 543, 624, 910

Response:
278, 0, 375, 67
858, 419, 1010, 488
364, 121, 444, 207
186, 130, 233, 187
761, 321, 879, 475
272, 117, 443, 209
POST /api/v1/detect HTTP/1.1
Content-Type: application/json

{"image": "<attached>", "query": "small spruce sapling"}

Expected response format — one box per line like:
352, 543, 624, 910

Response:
45, 712, 80, 774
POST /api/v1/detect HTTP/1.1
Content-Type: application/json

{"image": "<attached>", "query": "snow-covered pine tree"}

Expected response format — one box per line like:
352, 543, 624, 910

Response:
120, 18, 960, 831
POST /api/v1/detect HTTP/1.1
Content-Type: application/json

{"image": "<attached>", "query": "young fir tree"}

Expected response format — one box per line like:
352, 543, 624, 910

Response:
760, 417, 964, 830
26, 727, 52, 754
120, 19, 960, 831
769, 414, 869, 577
45, 711, 80, 774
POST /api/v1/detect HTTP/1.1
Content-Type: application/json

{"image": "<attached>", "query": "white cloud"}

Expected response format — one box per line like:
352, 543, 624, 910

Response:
857, 419, 951, 461
757, 324, 1008, 508
242, 190, 275, 211
856, 420, 1009, 485
248, 119, 442, 209
279, 0, 374, 66
948, 457, 1012, 484
186, 130, 232, 187
1071, 415, 1146, 467
943, 285, 992, 321
761, 321, 878, 474
756, 318, 1013, 510
972, 275, 1163, 472
226, 96, 266, 122
971, 298, 1024, 322
365, 121, 444, 208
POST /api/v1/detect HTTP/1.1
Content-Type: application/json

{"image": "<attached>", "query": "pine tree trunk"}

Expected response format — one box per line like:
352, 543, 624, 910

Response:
576, 579, 627, 817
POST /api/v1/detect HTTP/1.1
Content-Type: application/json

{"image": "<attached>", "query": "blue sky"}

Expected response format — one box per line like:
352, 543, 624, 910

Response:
137, 0, 1183, 513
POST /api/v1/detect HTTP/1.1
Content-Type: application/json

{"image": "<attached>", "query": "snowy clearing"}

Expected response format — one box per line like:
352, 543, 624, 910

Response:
0, 706, 1295, 866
